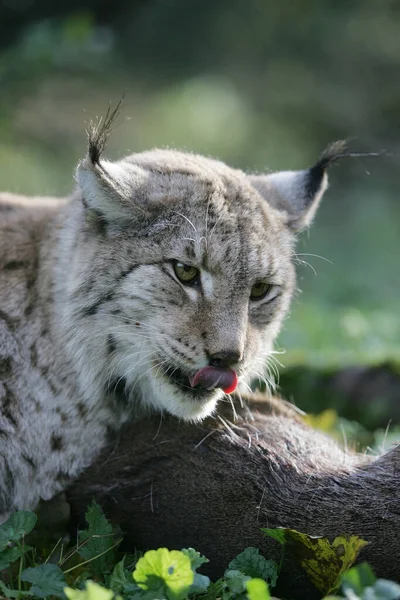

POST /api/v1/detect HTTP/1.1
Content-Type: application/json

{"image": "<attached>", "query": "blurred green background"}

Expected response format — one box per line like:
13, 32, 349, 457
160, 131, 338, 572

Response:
1, 1, 399, 431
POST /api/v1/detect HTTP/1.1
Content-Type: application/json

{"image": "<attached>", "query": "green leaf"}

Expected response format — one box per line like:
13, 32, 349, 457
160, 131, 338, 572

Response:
0, 511, 37, 550
302, 409, 338, 433
261, 529, 286, 547
21, 563, 67, 598
266, 529, 368, 595
133, 548, 194, 600
223, 570, 251, 596
65, 581, 114, 600
190, 573, 211, 595
0, 544, 33, 570
181, 548, 209, 571
108, 556, 131, 594
228, 547, 278, 587
78, 502, 117, 573
246, 579, 271, 600
200, 579, 225, 600
342, 563, 377, 596
181, 548, 210, 595
371, 579, 400, 599
0, 581, 29, 598
8, 511, 37, 536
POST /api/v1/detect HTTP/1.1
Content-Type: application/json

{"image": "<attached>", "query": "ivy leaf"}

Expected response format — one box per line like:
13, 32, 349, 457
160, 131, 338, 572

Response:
78, 502, 118, 573
0, 511, 37, 550
246, 579, 271, 600
21, 563, 67, 598
263, 528, 368, 595
229, 547, 278, 587
133, 548, 194, 600
181, 548, 209, 571
65, 581, 114, 600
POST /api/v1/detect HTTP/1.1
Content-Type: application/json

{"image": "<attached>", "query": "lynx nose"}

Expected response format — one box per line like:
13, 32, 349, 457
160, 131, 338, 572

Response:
209, 351, 241, 369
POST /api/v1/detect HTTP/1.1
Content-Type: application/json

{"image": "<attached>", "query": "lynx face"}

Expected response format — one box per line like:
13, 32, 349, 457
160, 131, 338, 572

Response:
61, 125, 336, 422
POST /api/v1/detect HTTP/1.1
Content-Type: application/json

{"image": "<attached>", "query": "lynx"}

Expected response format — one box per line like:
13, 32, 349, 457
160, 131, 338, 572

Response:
0, 106, 346, 519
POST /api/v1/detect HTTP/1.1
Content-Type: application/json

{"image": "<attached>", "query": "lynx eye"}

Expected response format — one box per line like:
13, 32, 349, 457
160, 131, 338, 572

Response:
172, 261, 200, 284
250, 282, 274, 301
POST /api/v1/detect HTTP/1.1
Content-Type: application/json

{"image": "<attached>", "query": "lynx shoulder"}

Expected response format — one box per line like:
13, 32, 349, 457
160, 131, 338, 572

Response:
0, 113, 346, 519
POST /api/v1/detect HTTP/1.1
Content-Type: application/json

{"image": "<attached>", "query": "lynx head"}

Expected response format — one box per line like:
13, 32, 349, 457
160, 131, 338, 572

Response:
64, 107, 345, 421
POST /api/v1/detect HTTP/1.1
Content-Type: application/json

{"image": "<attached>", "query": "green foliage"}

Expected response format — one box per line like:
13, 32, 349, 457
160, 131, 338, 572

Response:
341, 562, 377, 596
327, 563, 400, 600
0, 581, 28, 598
180, 548, 208, 571
0, 506, 398, 600
0, 543, 33, 571
108, 557, 129, 594
228, 548, 278, 587
65, 581, 115, 600
133, 548, 194, 600
0, 511, 37, 550
262, 528, 368, 596
221, 570, 251, 598
21, 564, 67, 598
77, 502, 120, 573
245, 579, 271, 600
0, 505, 122, 598
181, 548, 210, 595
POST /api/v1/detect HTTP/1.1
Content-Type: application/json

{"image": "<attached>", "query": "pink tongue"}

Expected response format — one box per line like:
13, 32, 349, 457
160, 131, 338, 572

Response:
189, 367, 238, 394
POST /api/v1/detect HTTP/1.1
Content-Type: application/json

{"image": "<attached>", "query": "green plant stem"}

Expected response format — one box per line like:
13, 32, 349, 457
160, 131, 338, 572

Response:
62, 540, 121, 575
16, 539, 25, 593
59, 532, 116, 567
45, 537, 62, 564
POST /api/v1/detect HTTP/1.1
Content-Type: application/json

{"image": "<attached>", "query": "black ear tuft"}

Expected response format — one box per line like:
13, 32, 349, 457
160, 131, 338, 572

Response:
86, 97, 125, 165
314, 139, 384, 170
306, 140, 384, 200
313, 139, 349, 171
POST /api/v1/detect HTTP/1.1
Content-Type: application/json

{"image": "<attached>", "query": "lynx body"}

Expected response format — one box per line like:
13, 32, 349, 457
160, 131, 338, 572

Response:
0, 112, 341, 518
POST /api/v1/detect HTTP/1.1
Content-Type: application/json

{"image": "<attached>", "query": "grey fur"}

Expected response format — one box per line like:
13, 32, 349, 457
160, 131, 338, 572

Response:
1, 127, 334, 520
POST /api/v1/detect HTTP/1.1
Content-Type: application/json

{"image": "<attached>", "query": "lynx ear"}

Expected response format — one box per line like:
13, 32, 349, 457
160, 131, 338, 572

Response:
76, 103, 149, 225
248, 141, 349, 232
76, 156, 149, 224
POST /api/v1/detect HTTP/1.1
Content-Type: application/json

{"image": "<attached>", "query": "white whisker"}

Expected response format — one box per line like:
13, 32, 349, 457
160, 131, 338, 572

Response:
208, 212, 223, 247
173, 211, 199, 235
296, 252, 333, 265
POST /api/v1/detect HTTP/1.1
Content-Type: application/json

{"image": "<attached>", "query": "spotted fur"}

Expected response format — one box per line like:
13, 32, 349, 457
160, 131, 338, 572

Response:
0, 119, 342, 519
